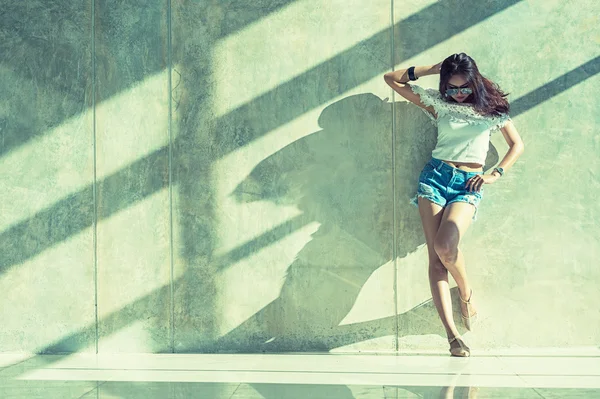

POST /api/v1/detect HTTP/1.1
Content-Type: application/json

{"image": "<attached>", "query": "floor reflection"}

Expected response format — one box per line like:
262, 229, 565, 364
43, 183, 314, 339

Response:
1, 353, 599, 398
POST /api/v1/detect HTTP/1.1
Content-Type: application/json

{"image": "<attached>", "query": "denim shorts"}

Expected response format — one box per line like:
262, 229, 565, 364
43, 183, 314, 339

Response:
409, 157, 484, 222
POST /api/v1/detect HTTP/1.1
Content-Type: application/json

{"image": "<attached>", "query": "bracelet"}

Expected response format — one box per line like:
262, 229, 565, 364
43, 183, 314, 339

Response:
408, 66, 418, 81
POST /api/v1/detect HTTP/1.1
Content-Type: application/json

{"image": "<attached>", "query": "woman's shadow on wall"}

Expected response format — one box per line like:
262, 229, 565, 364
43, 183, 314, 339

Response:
208, 93, 499, 353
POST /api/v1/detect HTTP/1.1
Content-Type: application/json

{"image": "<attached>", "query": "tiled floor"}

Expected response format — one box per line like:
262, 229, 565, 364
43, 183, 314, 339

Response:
0, 352, 599, 398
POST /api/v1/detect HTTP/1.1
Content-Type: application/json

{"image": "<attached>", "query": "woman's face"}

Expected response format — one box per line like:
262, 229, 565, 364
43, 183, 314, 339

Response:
446, 75, 472, 103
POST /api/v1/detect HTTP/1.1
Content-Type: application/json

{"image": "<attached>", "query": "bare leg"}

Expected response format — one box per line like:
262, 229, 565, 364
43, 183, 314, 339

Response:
417, 197, 461, 339
434, 202, 478, 320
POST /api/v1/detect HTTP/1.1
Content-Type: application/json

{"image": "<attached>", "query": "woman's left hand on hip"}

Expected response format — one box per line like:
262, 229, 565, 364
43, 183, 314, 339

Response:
466, 174, 499, 192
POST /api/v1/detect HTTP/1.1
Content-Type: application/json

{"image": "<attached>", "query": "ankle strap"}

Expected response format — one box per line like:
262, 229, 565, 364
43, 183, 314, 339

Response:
460, 289, 473, 304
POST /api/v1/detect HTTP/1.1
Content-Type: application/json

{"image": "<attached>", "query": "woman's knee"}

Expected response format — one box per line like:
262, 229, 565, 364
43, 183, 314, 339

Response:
428, 258, 447, 273
433, 234, 458, 263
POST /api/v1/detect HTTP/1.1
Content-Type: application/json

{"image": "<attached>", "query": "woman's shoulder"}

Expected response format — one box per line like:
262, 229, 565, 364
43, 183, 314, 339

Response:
484, 111, 511, 133
408, 84, 510, 128
408, 84, 444, 107
439, 101, 509, 122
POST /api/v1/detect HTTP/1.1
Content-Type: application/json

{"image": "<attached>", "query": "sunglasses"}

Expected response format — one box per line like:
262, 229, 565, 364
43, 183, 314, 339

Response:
446, 87, 473, 96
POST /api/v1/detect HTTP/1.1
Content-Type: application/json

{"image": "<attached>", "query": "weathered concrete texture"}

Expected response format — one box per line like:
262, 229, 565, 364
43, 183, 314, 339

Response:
0, 0, 599, 355
170, 0, 221, 352
171, 0, 396, 353
94, 0, 171, 352
0, 1, 95, 352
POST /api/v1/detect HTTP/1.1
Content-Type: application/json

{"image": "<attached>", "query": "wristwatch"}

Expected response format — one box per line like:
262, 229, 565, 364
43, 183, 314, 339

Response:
492, 167, 504, 177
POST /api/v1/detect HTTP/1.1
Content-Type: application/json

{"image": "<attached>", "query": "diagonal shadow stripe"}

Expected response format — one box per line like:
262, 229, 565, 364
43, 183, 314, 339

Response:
214, 0, 300, 40
28, 219, 321, 354
21, 263, 449, 358
0, 0, 300, 158
510, 55, 600, 117
213, 213, 313, 271
1, 56, 598, 277
210, 0, 523, 159
0, 147, 169, 274
37, 281, 173, 354
0, 0, 166, 158
30, 269, 391, 355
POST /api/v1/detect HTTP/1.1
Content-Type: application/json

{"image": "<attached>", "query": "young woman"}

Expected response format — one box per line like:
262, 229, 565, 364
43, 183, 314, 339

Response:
383, 53, 524, 357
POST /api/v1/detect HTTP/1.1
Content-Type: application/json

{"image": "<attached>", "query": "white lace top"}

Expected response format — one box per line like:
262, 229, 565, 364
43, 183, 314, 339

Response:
409, 84, 512, 165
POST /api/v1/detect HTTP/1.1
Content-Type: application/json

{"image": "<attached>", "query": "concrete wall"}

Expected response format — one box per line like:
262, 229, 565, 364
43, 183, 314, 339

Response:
0, 0, 598, 354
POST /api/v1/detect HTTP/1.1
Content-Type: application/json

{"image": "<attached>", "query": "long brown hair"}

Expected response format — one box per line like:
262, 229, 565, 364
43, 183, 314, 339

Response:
439, 53, 510, 117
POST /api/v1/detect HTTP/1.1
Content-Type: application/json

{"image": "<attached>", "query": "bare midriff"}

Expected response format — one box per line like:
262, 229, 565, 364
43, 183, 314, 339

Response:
441, 159, 483, 172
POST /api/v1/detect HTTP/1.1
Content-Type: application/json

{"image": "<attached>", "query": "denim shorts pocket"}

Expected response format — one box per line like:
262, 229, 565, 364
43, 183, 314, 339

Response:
419, 163, 436, 181
422, 163, 435, 173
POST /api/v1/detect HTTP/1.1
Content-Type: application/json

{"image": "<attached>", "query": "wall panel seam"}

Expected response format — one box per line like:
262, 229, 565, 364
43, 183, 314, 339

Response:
390, 0, 399, 354
167, 0, 175, 354
91, 0, 99, 355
